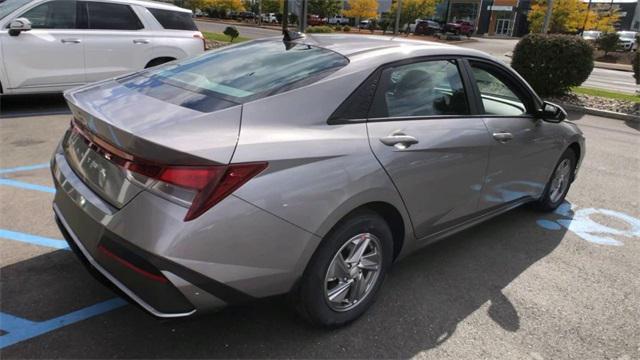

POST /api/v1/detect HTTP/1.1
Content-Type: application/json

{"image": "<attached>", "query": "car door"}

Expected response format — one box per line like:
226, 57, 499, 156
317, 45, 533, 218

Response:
366, 58, 493, 240
0, 0, 85, 91
81, 1, 149, 82
465, 59, 562, 209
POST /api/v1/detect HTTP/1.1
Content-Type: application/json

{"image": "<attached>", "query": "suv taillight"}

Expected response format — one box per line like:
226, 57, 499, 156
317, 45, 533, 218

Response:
194, 33, 206, 51
71, 120, 266, 221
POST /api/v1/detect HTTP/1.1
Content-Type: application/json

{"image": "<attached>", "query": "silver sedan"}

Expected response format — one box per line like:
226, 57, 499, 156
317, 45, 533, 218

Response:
51, 34, 585, 327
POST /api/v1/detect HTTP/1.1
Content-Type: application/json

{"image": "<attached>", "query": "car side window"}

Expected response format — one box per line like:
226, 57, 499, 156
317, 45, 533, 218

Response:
469, 63, 528, 116
370, 60, 469, 118
20, 0, 77, 29
86, 2, 143, 30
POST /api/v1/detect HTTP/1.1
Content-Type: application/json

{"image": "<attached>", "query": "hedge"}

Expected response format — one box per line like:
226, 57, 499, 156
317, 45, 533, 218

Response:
512, 34, 594, 97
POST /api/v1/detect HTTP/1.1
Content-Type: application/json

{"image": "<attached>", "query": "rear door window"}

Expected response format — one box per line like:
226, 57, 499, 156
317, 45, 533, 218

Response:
147, 8, 197, 30
86, 2, 143, 30
20, 0, 77, 29
370, 59, 470, 118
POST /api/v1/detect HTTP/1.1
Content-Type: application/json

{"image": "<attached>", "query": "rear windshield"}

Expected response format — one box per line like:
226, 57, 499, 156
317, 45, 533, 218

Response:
120, 40, 348, 112
148, 8, 197, 30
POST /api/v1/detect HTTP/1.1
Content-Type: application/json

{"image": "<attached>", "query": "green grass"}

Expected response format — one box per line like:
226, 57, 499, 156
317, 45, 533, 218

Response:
572, 86, 640, 103
202, 31, 250, 43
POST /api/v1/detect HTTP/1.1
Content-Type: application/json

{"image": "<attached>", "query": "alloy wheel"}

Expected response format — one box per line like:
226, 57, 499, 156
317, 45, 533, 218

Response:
549, 158, 572, 203
324, 233, 382, 312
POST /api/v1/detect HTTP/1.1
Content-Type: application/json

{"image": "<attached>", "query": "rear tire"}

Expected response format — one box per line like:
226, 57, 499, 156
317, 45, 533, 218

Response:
294, 210, 393, 327
536, 149, 577, 212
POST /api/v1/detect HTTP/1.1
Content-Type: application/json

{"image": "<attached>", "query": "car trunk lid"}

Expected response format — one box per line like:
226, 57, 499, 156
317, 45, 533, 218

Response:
62, 79, 242, 209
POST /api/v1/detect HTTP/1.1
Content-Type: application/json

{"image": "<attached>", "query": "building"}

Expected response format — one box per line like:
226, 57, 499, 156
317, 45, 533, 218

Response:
475, 0, 531, 37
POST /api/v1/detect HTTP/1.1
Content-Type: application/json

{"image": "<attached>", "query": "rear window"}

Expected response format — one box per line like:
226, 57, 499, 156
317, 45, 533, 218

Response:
148, 8, 197, 30
120, 40, 349, 112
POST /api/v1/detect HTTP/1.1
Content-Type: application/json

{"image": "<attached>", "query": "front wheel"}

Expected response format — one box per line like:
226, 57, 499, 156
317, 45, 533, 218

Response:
536, 149, 577, 211
294, 210, 393, 327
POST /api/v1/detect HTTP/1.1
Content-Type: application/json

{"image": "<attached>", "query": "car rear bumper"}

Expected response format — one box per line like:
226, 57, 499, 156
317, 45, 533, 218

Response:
51, 144, 320, 318
54, 205, 198, 318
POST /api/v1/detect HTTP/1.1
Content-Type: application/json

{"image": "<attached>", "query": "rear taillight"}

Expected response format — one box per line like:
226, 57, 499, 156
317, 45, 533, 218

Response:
194, 33, 206, 51
70, 121, 267, 221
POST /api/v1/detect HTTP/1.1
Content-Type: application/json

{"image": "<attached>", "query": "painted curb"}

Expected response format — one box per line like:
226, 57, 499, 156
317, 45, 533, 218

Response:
558, 102, 640, 122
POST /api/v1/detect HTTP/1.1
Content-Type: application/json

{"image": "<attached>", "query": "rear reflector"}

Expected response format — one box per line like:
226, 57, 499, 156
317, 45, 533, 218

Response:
98, 245, 168, 283
70, 120, 267, 221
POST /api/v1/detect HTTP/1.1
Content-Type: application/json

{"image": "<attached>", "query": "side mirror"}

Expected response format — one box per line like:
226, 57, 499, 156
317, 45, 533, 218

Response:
538, 101, 566, 123
8, 18, 32, 37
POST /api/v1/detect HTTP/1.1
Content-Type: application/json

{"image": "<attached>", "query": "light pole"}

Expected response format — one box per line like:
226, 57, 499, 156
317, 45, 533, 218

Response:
282, 0, 289, 34
542, 0, 553, 33
394, 0, 403, 35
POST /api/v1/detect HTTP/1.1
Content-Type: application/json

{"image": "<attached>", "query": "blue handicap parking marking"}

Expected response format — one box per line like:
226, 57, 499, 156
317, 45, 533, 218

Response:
0, 163, 50, 175
0, 163, 128, 348
0, 298, 127, 349
0, 179, 55, 194
0, 162, 55, 194
0, 229, 69, 250
537, 202, 640, 246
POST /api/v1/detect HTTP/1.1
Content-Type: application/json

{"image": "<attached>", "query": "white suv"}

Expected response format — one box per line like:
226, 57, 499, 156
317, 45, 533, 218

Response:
0, 0, 205, 95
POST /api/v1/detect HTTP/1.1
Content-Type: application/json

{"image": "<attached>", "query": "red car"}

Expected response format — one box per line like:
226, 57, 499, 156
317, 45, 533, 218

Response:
444, 20, 474, 37
307, 15, 327, 26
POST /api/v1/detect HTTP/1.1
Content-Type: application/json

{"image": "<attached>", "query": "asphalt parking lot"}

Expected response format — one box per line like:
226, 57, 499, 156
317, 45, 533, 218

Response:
0, 104, 639, 359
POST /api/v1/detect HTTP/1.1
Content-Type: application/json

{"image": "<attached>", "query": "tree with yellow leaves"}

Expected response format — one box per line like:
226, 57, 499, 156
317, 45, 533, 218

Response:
584, 7, 621, 32
343, 0, 378, 22
184, 0, 244, 12
528, 0, 620, 34
210, 0, 245, 12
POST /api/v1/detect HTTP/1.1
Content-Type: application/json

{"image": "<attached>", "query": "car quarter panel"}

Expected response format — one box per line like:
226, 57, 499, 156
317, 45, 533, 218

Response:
231, 68, 416, 257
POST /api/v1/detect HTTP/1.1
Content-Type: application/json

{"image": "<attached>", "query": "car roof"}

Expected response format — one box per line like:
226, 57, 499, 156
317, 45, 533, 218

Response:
299, 34, 494, 61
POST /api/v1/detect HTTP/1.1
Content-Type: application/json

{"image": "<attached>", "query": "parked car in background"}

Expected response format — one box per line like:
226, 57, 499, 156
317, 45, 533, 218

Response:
0, 0, 205, 95
52, 35, 584, 327
581, 30, 601, 42
444, 20, 474, 37
358, 19, 371, 29
617, 31, 638, 51
414, 20, 441, 35
239, 11, 256, 21
261, 13, 278, 23
307, 14, 326, 26
407, 19, 424, 33
328, 15, 349, 25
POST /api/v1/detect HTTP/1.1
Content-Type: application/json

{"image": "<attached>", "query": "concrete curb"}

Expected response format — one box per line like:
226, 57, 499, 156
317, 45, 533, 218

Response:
593, 61, 633, 72
558, 102, 640, 122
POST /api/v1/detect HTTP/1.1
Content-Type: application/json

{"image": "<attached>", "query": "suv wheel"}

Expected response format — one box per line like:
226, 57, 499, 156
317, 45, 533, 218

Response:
294, 210, 393, 327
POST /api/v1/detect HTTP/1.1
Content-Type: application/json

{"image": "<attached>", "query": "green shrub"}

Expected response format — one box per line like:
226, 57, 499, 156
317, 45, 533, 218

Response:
512, 34, 594, 97
306, 25, 333, 33
223, 26, 239, 42
342, 25, 351, 32
633, 51, 640, 85
334, 25, 343, 32
596, 32, 619, 56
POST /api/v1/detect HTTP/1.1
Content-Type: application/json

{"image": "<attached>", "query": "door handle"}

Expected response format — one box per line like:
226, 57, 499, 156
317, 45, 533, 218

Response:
133, 39, 150, 44
60, 38, 81, 44
492, 132, 514, 143
380, 132, 419, 150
